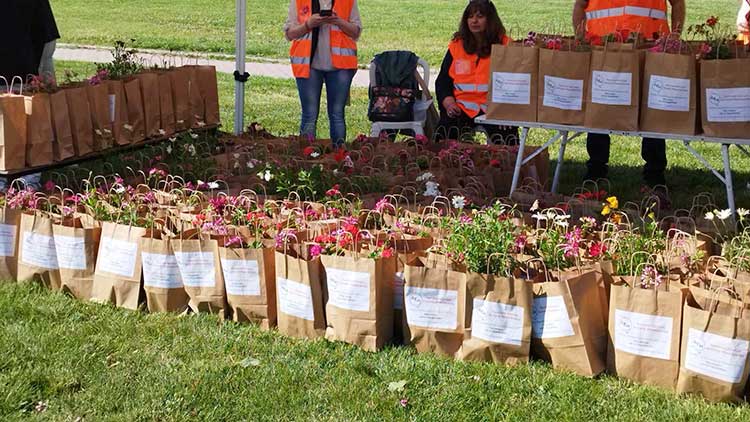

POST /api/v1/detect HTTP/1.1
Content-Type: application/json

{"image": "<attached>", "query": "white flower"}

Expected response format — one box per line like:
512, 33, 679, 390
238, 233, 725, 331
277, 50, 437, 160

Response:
737, 208, 749, 219
168, 136, 177, 143
416, 172, 434, 183
166, 145, 172, 154
532, 213, 547, 221
233, 161, 240, 169
717, 209, 732, 221
113, 185, 125, 194
264, 170, 273, 182
554, 220, 570, 228
188, 145, 197, 157
343, 156, 354, 168
530, 200, 540, 212
310, 152, 321, 158
233, 153, 240, 159
704, 211, 715, 221
423, 181, 441, 197
451, 195, 466, 210
159, 129, 166, 136
333, 169, 340, 176
207, 181, 220, 190
246, 160, 256, 169
190, 133, 199, 139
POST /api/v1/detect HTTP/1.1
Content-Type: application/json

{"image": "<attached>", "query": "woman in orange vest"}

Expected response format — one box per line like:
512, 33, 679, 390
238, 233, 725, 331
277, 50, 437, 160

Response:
284, 0, 361, 147
435, 0, 517, 144
573, 0, 684, 195
739, 0, 750, 44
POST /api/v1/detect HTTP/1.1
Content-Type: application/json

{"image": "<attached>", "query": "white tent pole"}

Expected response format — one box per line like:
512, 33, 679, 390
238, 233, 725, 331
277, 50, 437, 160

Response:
233, 0, 248, 135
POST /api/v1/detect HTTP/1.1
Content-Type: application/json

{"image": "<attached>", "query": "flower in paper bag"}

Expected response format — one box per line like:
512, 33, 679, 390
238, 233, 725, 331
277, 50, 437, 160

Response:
43, 180, 56, 192
706, 16, 719, 27
326, 184, 341, 197
716, 209, 732, 221
489, 159, 501, 168
451, 195, 466, 210
588, 241, 607, 259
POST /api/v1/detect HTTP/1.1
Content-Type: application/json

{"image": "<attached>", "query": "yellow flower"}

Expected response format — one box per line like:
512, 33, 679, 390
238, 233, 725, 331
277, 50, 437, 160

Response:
601, 205, 611, 216
612, 213, 622, 225
606, 196, 619, 209
647, 211, 655, 221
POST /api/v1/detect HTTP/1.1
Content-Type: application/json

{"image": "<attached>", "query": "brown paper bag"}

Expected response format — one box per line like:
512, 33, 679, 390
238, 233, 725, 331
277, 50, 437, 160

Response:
640, 51, 698, 135
64, 86, 95, 156
24, 93, 54, 166
91, 222, 147, 310
169, 68, 191, 132
0, 208, 21, 281
321, 254, 395, 352
123, 78, 146, 143
676, 288, 750, 402
185, 66, 206, 128
699, 58, 750, 139
0, 93, 27, 170
53, 217, 101, 300
607, 281, 685, 390
86, 83, 114, 150
458, 272, 533, 364
585, 48, 641, 131
196, 65, 220, 126
394, 251, 426, 344
274, 251, 326, 339
157, 73, 176, 137
531, 270, 608, 376
486, 44, 539, 122
48, 90, 75, 160
403, 259, 466, 357
140, 232, 189, 313
105, 80, 130, 146
219, 246, 276, 328
135, 73, 161, 138
537, 48, 590, 126
17, 212, 61, 289
171, 233, 227, 318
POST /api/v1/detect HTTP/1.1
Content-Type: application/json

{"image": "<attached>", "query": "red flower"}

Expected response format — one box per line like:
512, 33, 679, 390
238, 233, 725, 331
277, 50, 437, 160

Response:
706, 16, 719, 27
334, 148, 348, 163
489, 159, 501, 168
589, 242, 607, 259
303, 146, 315, 157
326, 184, 341, 197
381, 248, 394, 259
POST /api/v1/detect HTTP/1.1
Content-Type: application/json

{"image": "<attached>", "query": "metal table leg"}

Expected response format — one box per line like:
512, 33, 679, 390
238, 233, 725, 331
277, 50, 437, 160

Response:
551, 131, 569, 194
509, 127, 529, 195
722, 144, 737, 223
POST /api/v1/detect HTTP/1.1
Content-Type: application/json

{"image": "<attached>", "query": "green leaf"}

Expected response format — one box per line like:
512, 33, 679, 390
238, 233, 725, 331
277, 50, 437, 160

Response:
387, 380, 407, 392
239, 357, 261, 368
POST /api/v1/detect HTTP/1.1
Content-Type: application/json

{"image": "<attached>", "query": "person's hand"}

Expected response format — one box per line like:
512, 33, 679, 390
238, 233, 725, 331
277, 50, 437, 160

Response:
326, 12, 345, 26
305, 14, 326, 29
443, 97, 462, 118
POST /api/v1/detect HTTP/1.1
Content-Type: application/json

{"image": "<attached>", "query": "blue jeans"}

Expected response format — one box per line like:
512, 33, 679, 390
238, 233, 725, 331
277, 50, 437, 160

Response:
296, 68, 355, 146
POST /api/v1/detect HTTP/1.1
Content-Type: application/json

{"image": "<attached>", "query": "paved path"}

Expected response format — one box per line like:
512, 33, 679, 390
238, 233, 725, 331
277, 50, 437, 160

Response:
54, 44, 389, 88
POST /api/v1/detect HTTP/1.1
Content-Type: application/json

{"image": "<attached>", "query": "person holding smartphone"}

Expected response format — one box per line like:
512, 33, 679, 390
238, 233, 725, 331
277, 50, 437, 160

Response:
284, 0, 362, 147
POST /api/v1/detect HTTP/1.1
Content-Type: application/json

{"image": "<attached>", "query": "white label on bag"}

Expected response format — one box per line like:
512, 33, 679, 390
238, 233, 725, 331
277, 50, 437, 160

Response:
0, 224, 17, 257
21, 231, 58, 269
173, 251, 216, 288
471, 299, 525, 346
532, 296, 575, 339
647, 75, 690, 112
54, 235, 87, 270
543, 76, 584, 110
394, 272, 405, 310
591, 71, 632, 105
221, 258, 261, 296
685, 328, 750, 383
405, 286, 458, 330
706, 88, 750, 122
614, 309, 673, 360
325, 268, 370, 312
492, 72, 531, 105
277, 277, 315, 321
142, 252, 182, 289
108, 94, 117, 123
96, 238, 138, 277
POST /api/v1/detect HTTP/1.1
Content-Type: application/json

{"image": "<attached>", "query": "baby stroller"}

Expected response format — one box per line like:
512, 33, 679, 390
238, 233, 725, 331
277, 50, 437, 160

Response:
367, 51, 435, 138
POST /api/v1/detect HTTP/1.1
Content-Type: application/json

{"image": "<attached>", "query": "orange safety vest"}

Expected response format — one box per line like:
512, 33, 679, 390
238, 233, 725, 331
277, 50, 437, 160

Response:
448, 35, 510, 118
289, 0, 358, 78
585, 0, 669, 39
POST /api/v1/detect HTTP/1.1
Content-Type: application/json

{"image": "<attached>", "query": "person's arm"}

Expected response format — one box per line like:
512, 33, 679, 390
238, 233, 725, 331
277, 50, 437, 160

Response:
573, 0, 589, 38
283, 0, 326, 41
435, 50, 461, 117
668, 0, 686, 33
330, 11, 361, 40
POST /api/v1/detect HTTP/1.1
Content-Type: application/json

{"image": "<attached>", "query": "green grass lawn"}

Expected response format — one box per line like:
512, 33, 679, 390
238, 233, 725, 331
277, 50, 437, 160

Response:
53, 0, 740, 67
2, 280, 750, 421
55, 60, 750, 210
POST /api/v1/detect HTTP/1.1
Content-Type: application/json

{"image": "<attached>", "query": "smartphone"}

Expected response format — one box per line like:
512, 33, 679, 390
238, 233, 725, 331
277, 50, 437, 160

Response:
319, 9, 332, 16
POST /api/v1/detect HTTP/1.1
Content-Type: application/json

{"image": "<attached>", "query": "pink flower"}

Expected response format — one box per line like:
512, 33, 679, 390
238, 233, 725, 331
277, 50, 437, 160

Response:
43, 180, 56, 192
374, 197, 389, 214
226, 236, 244, 248
326, 184, 341, 197
399, 398, 409, 408
414, 134, 428, 145
588, 242, 607, 259
309, 243, 323, 257
381, 248, 394, 259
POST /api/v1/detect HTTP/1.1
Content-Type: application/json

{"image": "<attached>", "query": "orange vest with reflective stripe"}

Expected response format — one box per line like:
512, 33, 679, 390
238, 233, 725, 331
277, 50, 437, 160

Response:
289, 0, 358, 78
585, 0, 669, 39
448, 35, 510, 118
